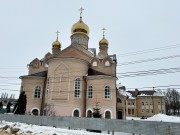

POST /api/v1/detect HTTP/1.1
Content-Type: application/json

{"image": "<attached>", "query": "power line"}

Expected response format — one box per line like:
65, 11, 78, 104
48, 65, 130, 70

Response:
117, 43, 180, 57
117, 54, 180, 66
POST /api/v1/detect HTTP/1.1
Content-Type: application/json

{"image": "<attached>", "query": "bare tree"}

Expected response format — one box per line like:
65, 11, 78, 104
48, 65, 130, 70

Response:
165, 89, 180, 115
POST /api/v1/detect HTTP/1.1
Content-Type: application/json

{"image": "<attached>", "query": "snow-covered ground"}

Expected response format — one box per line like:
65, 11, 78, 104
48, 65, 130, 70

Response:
127, 113, 180, 123
0, 114, 180, 135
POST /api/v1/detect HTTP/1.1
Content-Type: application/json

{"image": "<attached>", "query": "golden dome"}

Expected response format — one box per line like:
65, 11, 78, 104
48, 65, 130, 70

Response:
99, 37, 109, 46
52, 39, 61, 47
71, 18, 89, 35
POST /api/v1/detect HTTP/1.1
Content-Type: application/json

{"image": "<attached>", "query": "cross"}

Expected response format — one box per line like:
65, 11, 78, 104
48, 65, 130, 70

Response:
79, 7, 84, 17
56, 30, 60, 39
102, 28, 106, 37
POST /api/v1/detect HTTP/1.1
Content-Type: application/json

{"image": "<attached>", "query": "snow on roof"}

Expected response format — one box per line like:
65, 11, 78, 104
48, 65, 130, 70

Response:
153, 89, 165, 96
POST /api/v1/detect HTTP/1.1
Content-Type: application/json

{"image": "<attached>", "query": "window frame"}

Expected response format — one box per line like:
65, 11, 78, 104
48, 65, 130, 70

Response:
87, 86, 93, 99
74, 78, 81, 98
104, 86, 111, 99
105, 60, 110, 66
34, 86, 41, 98
105, 111, 111, 119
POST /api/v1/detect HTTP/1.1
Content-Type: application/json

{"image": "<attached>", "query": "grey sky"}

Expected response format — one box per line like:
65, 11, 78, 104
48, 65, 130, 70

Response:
0, 0, 180, 97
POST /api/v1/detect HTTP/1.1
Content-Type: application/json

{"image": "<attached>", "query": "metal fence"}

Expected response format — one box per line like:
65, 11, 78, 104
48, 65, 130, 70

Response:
0, 114, 180, 135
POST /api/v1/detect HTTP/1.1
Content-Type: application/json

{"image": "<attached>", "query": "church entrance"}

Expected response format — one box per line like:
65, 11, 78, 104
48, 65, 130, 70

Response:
117, 110, 123, 119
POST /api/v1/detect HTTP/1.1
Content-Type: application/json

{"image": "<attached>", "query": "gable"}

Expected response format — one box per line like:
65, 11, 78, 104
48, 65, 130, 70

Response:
58, 45, 93, 62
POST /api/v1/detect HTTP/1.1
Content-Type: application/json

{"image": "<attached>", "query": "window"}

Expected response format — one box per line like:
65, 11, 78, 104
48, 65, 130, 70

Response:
146, 102, 148, 105
46, 78, 50, 97
88, 86, 93, 99
132, 102, 135, 105
105, 61, 110, 66
87, 110, 92, 118
142, 109, 144, 113
104, 86, 110, 99
92, 61, 97, 66
141, 102, 144, 105
146, 109, 149, 113
128, 109, 131, 114
150, 102, 153, 105
117, 98, 122, 103
150, 109, 153, 113
158, 102, 161, 105
74, 78, 80, 98
132, 109, 134, 115
32, 109, 39, 115
34, 86, 41, 98
74, 109, 80, 117
105, 111, 111, 119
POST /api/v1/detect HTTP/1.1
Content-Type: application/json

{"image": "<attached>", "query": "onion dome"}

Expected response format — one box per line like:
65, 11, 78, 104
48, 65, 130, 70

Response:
71, 7, 89, 35
99, 28, 108, 46
71, 17, 89, 35
52, 31, 61, 48
99, 37, 109, 46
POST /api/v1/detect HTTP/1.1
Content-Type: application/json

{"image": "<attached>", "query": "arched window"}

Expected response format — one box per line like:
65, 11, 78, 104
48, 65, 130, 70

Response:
92, 61, 97, 66
105, 61, 110, 66
88, 86, 93, 99
87, 110, 92, 118
105, 111, 111, 119
32, 109, 39, 115
117, 98, 122, 103
104, 86, 110, 99
74, 78, 80, 98
74, 109, 80, 117
34, 86, 41, 98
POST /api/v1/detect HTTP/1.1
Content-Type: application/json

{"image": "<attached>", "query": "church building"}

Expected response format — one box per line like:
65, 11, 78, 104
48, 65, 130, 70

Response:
20, 9, 118, 119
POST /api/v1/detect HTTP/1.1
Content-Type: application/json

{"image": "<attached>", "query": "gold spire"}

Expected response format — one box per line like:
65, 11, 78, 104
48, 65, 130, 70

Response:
71, 7, 89, 35
52, 30, 61, 47
99, 28, 109, 46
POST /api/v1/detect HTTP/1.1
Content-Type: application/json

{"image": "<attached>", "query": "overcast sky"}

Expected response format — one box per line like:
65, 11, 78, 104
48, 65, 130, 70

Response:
0, 0, 180, 98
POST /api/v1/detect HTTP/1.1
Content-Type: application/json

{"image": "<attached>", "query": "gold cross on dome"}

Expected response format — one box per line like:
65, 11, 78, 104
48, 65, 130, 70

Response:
56, 30, 60, 39
102, 28, 106, 37
79, 7, 84, 17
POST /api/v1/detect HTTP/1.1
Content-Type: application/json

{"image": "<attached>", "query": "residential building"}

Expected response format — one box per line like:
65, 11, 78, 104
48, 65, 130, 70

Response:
125, 89, 166, 117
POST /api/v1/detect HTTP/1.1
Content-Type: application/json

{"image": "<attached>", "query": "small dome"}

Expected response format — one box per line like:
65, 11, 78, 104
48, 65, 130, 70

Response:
71, 18, 89, 35
99, 37, 109, 46
52, 39, 61, 48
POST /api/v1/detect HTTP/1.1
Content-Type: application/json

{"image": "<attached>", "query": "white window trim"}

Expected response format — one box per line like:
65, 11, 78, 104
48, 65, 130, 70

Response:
104, 85, 111, 99
34, 85, 42, 99
87, 85, 93, 99
92, 61, 98, 67
86, 108, 93, 117
31, 108, 40, 115
103, 109, 113, 119
74, 78, 81, 98
72, 108, 81, 117
105, 61, 110, 66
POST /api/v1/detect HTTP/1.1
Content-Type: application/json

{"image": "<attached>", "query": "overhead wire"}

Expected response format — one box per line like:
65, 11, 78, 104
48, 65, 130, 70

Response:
117, 54, 180, 66
117, 43, 180, 57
